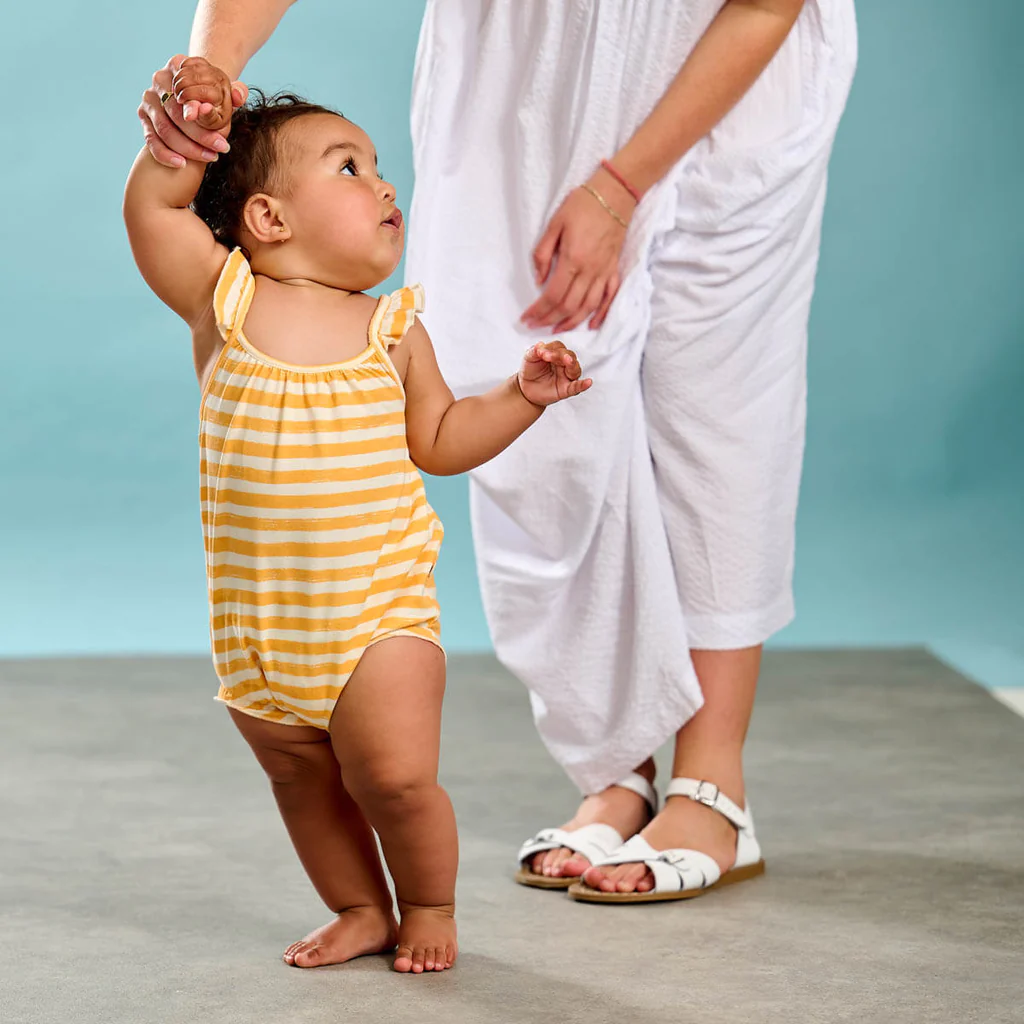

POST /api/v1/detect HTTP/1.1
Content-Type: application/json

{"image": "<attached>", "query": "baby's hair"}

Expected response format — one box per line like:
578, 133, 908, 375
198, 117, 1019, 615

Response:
192, 88, 345, 254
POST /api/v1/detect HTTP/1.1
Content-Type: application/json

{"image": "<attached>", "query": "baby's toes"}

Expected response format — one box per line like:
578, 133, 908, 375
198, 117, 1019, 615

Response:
394, 945, 414, 973
293, 944, 322, 967
411, 945, 427, 974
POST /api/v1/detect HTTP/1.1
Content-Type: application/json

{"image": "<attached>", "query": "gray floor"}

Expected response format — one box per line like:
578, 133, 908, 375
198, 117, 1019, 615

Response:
2, 650, 1022, 1024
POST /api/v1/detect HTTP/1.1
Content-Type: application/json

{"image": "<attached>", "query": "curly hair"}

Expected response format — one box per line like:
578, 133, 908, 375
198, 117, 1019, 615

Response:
192, 89, 345, 254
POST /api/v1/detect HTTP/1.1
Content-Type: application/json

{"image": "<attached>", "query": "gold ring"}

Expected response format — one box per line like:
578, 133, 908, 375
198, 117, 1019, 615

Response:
159, 91, 173, 106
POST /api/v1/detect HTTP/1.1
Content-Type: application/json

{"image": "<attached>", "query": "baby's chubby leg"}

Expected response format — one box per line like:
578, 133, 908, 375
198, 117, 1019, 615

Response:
228, 710, 398, 967
329, 637, 458, 974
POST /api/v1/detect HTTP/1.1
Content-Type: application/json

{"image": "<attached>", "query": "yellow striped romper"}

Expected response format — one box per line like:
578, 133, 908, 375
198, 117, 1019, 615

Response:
200, 248, 444, 728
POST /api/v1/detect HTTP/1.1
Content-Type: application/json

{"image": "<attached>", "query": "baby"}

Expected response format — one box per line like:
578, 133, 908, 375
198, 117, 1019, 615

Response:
123, 56, 590, 974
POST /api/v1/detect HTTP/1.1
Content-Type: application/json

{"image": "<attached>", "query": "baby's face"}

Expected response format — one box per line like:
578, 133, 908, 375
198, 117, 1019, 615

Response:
277, 114, 403, 290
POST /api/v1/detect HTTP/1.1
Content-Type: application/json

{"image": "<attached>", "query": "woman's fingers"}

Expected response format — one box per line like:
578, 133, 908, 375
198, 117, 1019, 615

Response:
521, 254, 579, 327
140, 90, 209, 162
139, 111, 186, 168
588, 272, 621, 330
555, 275, 607, 333
531, 218, 562, 286
536, 266, 592, 331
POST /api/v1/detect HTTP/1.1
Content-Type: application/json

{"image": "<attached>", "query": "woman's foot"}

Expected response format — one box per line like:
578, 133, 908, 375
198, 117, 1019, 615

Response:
530, 760, 655, 879
581, 787, 740, 894
283, 905, 399, 968
393, 904, 458, 974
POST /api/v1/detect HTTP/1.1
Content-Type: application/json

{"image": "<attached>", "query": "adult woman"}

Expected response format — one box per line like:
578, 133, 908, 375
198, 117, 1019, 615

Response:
141, 0, 856, 908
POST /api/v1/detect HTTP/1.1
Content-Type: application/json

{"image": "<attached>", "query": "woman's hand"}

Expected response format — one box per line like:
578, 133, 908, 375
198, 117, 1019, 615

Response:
520, 170, 636, 334
516, 341, 593, 407
138, 55, 248, 169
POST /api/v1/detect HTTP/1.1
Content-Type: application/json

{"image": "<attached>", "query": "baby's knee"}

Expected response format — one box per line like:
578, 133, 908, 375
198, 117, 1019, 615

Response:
254, 740, 335, 791
346, 763, 438, 816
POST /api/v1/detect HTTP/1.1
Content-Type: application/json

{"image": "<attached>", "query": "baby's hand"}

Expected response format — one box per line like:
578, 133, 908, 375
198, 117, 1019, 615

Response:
517, 341, 593, 407
170, 56, 241, 132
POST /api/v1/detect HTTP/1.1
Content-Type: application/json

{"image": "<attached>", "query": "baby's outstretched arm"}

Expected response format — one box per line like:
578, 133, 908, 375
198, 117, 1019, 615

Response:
402, 324, 592, 476
123, 56, 235, 326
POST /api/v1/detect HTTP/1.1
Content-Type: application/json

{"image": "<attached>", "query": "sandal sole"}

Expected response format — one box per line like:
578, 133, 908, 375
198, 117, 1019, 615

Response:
566, 859, 766, 903
514, 868, 580, 890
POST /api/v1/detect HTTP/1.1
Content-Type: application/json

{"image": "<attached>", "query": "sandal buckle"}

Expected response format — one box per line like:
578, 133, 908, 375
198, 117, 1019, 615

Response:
694, 781, 719, 807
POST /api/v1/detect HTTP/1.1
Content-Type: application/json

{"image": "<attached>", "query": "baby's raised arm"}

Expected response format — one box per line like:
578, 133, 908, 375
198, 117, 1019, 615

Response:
123, 57, 234, 327
400, 322, 592, 477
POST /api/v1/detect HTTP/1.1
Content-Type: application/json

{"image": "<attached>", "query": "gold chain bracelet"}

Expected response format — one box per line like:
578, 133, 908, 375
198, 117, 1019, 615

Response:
579, 184, 629, 229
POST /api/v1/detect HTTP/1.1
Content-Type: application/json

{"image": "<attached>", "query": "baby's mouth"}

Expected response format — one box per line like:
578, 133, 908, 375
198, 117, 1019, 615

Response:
381, 209, 404, 230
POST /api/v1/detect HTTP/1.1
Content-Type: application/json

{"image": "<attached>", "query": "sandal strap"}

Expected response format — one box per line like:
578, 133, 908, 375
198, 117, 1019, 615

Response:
609, 771, 659, 815
518, 822, 625, 867
594, 834, 723, 892
665, 777, 751, 832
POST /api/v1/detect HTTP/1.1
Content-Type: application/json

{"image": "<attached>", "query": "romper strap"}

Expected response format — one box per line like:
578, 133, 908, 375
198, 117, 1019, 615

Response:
375, 284, 425, 350
213, 248, 256, 343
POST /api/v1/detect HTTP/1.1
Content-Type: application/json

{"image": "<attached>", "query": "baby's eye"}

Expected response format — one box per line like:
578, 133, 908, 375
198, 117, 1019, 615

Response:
340, 158, 358, 176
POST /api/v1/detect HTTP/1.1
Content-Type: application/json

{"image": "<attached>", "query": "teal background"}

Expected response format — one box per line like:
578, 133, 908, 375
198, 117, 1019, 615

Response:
1, 1, 1021, 687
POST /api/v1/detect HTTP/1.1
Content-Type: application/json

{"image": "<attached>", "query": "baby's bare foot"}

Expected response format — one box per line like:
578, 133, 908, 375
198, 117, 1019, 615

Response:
393, 904, 457, 974
283, 905, 398, 968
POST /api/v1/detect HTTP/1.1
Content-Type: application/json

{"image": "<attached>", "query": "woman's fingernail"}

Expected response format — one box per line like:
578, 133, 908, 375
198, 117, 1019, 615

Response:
173, 157, 186, 169
202, 150, 218, 161
213, 137, 230, 153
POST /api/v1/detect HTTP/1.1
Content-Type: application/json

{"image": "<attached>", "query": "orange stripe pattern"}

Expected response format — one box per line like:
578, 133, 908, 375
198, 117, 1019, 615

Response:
201, 249, 443, 728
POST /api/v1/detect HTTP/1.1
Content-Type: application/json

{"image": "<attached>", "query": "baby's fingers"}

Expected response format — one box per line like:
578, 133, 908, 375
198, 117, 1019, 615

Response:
532, 340, 569, 362
550, 346, 583, 381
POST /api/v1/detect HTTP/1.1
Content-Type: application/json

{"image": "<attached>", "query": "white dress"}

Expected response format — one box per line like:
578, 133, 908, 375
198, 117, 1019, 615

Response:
406, 0, 858, 794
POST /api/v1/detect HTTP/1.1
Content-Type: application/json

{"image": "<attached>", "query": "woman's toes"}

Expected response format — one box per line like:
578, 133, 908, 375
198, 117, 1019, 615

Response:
561, 852, 590, 876
636, 870, 655, 892
531, 852, 547, 874
394, 945, 414, 973
616, 865, 648, 893
541, 849, 561, 876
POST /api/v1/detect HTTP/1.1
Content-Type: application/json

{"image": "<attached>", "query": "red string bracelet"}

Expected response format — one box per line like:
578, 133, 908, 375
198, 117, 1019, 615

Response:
600, 159, 642, 203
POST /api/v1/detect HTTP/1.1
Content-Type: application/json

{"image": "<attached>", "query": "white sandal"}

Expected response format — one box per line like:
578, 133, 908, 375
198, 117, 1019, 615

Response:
567, 777, 765, 903
515, 772, 659, 889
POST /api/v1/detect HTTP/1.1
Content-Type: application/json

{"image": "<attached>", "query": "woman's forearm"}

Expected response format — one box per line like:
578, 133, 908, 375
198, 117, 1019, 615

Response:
612, 0, 805, 194
189, 0, 298, 79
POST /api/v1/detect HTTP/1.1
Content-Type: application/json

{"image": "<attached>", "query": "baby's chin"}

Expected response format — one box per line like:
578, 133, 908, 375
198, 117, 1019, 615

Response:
325, 247, 402, 293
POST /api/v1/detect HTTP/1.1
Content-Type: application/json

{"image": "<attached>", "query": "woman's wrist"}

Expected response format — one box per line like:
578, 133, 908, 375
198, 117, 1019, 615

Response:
585, 167, 638, 224
607, 146, 675, 198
